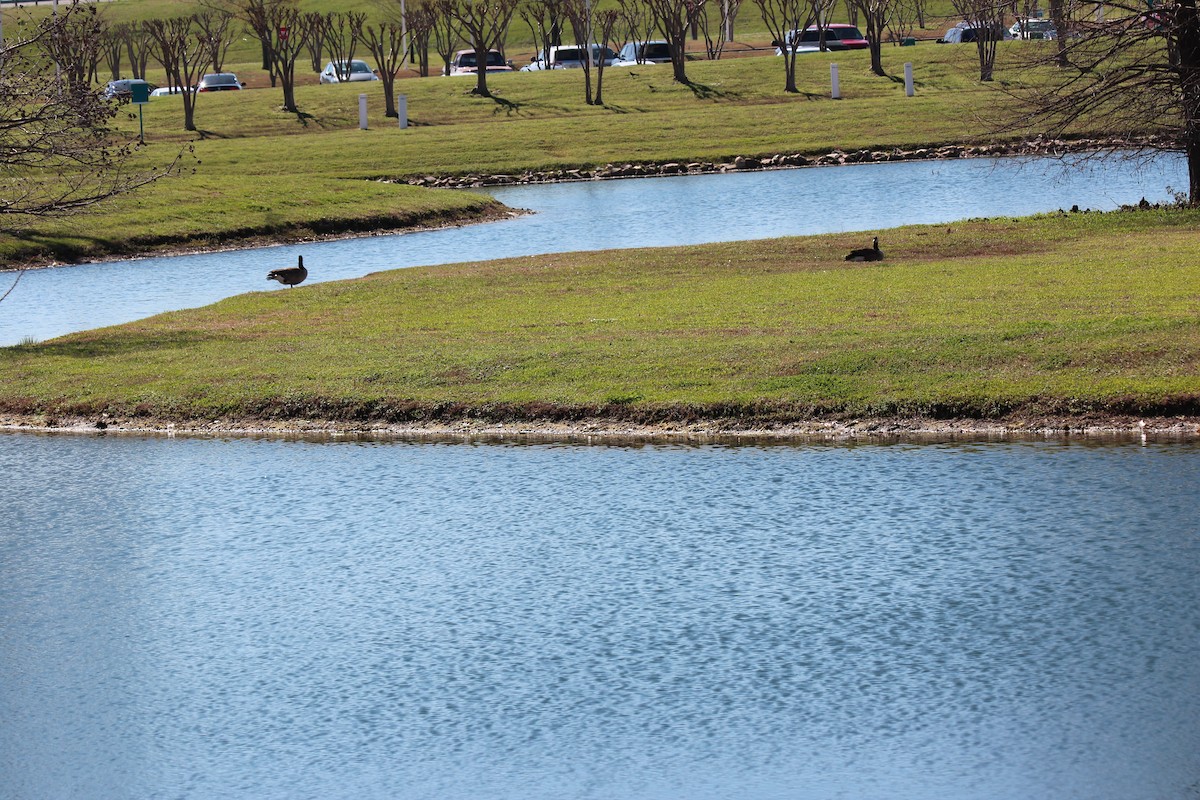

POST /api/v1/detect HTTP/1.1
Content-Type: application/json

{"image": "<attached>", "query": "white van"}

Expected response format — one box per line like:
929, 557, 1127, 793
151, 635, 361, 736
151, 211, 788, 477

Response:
521, 44, 620, 71
615, 41, 673, 65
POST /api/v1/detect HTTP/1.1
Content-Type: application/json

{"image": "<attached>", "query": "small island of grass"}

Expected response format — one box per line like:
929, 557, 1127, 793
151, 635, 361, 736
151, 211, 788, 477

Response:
2, 208, 1198, 437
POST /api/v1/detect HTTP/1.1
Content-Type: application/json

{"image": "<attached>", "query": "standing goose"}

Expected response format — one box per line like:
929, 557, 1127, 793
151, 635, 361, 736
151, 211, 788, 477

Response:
845, 237, 884, 262
267, 255, 307, 288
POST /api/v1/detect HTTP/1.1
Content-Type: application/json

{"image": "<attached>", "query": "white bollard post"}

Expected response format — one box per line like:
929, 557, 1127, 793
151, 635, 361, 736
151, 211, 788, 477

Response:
904, 62, 914, 96
359, 94, 368, 129
397, 94, 408, 129
830, 63, 841, 100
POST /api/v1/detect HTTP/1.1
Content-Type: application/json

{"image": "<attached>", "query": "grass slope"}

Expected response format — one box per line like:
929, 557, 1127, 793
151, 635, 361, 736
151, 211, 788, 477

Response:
3, 209, 1197, 425
0, 43, 1116, 267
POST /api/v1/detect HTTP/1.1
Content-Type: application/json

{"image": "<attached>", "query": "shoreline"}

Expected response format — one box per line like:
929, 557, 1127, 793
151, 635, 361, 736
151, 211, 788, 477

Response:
1, 134, 1174, 271
395, 135, 1174, 190
0, 204, 525, 272
3, 413, 1197, 443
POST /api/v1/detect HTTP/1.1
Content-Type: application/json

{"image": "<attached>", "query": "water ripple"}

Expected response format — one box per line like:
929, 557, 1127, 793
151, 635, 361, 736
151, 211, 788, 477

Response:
1, 436, 1198, 799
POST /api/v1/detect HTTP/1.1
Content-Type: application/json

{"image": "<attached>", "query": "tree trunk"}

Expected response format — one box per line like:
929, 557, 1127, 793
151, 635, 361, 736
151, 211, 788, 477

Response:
670, 43, 689, 83
1182, 0, 1200, 203
1048, 0, 1068, 66
383, 79, 398, 117
183, 95, 197, 131
869, 38, 883, 75
784, 51, 798, 92
281, 80, 297, 112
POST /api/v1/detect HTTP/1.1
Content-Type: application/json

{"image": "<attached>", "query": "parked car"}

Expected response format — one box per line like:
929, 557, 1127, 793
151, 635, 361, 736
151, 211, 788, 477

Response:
520, 44, 620, 71
615, 40, 673, 65
319, 60, 380, 83
937, 21, 1011, 43
773, 24, 870, 55
1009, 17, 1057, 39
102, 78, 155, 99
448, 49, 514, 75
197, 72, 244, 91
150, 85, 190, 97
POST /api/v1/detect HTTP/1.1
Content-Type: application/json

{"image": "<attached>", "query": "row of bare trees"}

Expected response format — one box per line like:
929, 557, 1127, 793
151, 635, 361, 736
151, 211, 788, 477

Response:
0, 4, 186, 220
4, 0, 1198, 206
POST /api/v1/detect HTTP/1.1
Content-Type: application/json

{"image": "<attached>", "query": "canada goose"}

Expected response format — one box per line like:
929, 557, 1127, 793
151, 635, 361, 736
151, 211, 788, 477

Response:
267, 255, 307, 288
845, 237, 884, 262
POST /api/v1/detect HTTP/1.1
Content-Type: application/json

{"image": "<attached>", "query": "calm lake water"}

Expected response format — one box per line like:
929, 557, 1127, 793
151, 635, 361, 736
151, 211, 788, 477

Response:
0, 151, 1187, 345
2, 434, 1199, 800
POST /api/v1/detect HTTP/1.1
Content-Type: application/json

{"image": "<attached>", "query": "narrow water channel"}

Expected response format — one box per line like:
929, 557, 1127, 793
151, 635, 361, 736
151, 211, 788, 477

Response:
2, 434, 1198, 799
0, 152, 1186, 345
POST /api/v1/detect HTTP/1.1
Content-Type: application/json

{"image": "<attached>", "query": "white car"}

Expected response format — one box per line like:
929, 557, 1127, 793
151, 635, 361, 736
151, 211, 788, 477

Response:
937, 21, 1011, 43
615, 40, 673, 65
319, 60, 380, 83
520, 44, 619, 71
150, 85, 190, 97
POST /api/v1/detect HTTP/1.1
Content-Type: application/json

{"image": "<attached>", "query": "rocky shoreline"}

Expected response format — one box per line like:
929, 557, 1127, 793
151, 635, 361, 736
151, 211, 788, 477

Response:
396, 135, 1174, 189
3, 412, 1197, 442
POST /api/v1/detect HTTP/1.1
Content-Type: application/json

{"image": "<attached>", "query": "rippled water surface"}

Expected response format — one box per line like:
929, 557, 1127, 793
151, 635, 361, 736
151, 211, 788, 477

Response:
0, 152, 1186, 344
3, 434, 1198, 799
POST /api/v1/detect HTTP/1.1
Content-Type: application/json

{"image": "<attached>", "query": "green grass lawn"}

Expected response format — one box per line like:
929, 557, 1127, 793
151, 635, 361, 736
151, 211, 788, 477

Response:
3, 209, 1197, 425
1, 40, 1118, 267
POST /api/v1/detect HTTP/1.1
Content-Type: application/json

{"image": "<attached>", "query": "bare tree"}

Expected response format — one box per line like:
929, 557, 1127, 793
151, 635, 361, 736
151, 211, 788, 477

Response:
123, 21, 154, 80
227, 0, 294, 85
1046, 0, 1080, 66
949, 0, 1006, 80
146, 16, 209, 131
404, 2, 437, 76
617, 0, 657, 62
101, 22, 125, 80
697, 0, 742, 57
430, 0, 462, 75
591, 7, 621, 103
263, 6, 315, 111
322, 11, 367, 81
446, 0, 518, 97
195, 9, 235, 72
756, 0, 815, 91
847, 0, 894, 75
0, 10, 183, 221
521, 0, 566, 68
39, 1, 104, 95
813, 0, 839, 45
1006, 0, 1200, 204
562, 0, 619, 103
645, 0, 694, 82
305, 13, 328, 72
357, 18, 409, 116
885, 0, 921, 44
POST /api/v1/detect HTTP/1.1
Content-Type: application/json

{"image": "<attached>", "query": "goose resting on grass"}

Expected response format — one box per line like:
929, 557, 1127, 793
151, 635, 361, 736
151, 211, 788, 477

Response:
845, 237, 884, 262
267, 255, 307, 288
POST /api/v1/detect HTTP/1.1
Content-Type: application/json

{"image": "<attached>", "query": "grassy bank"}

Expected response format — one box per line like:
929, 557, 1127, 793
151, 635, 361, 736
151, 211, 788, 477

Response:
0, 41, 1129, 267
3, 209, 1198, 428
